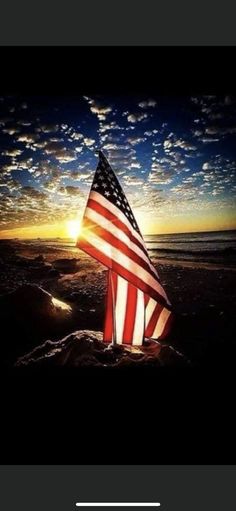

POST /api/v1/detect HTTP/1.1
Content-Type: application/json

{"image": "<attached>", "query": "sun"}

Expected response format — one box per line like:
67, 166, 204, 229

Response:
66, 219, 81, 241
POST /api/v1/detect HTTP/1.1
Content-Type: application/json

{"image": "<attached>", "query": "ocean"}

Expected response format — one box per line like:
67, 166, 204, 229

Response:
20, 230, 236, 266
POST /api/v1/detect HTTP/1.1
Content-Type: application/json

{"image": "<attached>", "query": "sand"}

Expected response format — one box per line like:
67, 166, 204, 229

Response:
0, 239, 235, 367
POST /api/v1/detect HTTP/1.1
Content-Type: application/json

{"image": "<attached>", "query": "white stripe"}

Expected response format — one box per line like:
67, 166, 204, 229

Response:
90, 191, 149, 256
85, 206, 158, 278
115, 275, 128, 344
145, 297, 158, 328
81, 230, 170, 305
152, 308, 171, 338
132, 288, 145, 345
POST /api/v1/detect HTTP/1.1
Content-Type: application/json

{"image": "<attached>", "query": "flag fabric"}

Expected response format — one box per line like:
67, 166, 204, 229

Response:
103, 272, 172, 345
77, 151, 172, 345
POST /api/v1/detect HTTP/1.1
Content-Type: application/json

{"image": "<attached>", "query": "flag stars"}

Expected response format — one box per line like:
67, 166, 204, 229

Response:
116, 200, 121, 206
104, 191, 110, 197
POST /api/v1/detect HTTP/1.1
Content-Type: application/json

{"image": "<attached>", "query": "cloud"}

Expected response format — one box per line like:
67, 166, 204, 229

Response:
84, 97, 112, 120
71, 132, 84, 140
103, 143, 130, 151
36, 124, 59, 133
127, 112, 148, 124
99, 122, 123, 134
83, 138, 95, 147
138, 99, 157, 109
43, 141, 77, 162
122, 175, 144, 186
149, 164, 175, 185
58, 186, 83, 196
164, 137, 197, 152
2, 127, 21, 135
17, 133, 39, 144
127, 136, 146, 146
2, 148, 23, 157
20, 186, 47, 200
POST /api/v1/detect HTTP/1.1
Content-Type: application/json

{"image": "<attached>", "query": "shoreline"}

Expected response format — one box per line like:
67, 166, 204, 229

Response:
153, 257, 236, 271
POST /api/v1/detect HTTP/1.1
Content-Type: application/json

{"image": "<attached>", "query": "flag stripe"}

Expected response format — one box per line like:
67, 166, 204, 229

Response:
85, 206, 158, 279
103, 271, 114, 342
145, 297, 158, 327
115, 275, 128, 344
79, 226, 169, 304
132, 288, 145, 345
158, 309, 173, 340
83, 215, 159, 282
90, 191, 149, 257
122, 281, 138, 344
87, 197, 149, 263
145, 302, 163, 337
79, 232, 171, 309
152, 308, 171, 339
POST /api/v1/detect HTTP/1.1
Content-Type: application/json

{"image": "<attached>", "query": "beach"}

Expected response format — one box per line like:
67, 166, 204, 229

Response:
0, 233, 235, 367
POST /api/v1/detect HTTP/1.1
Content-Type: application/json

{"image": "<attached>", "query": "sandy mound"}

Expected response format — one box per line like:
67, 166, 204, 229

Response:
16, 330, 188, 367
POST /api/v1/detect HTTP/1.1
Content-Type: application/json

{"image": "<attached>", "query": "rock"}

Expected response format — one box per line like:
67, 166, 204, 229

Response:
28, 262, 52, 277
2, 284, 58, 316
34, 254, 45, 262
52, 258, 79, 274
48, 268, 61, 278
15, 330, 189, 368
0, 284, 73, 365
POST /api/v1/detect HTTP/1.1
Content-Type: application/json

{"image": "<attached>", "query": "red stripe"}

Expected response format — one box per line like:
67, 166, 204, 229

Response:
87, 198, 149, 259
103, 271, 113, 342
145, 302, 163, 337
103, 271, 118, 343
158, 311, 174, 340
83, 216, 159, 282
77, 237, 171, 310
122, 282, 138, 344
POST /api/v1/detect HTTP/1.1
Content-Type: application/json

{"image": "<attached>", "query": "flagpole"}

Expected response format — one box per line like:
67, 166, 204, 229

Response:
109, 270, 117, 346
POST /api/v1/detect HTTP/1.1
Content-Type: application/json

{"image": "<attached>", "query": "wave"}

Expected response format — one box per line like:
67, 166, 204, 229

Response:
148, 247, 236, 256
146, 238, 236, 244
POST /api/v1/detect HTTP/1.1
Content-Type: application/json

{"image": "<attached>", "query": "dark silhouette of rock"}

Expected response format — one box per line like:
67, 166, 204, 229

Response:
16, 330, 188, 367
52, 258, 79, 273
48, 268, 61, 278
0, 284, 73, 365
34, 254, 45, 262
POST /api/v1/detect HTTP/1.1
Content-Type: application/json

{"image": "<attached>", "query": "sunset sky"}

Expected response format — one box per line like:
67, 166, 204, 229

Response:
0, 94, 236, 238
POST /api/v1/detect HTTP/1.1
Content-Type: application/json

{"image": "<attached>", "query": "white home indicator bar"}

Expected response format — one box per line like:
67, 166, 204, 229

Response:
76, 504, 161, 508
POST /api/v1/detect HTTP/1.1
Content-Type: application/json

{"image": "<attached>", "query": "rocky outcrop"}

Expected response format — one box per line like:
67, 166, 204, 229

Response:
0, 284, 73, 364
16, 330, 189, 367
52, 258, 79, 273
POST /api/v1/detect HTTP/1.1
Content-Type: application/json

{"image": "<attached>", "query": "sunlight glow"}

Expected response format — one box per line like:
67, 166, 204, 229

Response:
67, 219, 81, 241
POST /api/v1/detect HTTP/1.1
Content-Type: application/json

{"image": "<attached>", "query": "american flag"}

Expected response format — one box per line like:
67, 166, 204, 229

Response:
77, 151, 173, 345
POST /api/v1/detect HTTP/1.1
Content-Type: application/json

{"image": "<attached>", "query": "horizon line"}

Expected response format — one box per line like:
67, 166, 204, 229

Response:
0, 226, 235, 241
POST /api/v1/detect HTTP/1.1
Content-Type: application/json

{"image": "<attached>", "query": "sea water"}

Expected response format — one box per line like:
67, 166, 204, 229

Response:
20, 230, 236, 266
